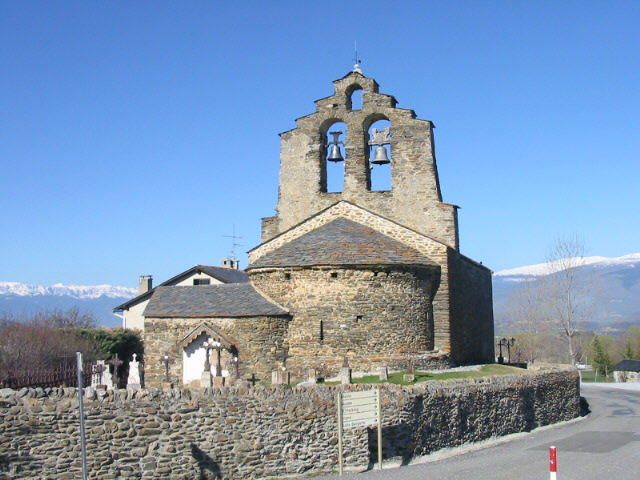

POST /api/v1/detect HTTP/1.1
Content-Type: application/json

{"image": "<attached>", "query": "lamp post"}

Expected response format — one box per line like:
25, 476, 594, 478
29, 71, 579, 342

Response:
507, 337, 515, 364
497, 337, 516, 364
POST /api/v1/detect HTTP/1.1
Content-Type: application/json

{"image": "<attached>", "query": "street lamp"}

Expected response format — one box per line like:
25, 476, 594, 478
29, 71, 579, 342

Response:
497, 337, 516, 364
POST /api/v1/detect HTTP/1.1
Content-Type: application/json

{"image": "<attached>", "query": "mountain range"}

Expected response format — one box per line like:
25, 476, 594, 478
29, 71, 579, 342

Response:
1, 253, 639, 331
493, 253, 640, 334
0, 282, 136, 328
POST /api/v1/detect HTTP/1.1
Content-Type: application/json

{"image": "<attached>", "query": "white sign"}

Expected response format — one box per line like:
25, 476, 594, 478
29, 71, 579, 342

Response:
337, 389, 383, 475
341, 390, 378, 429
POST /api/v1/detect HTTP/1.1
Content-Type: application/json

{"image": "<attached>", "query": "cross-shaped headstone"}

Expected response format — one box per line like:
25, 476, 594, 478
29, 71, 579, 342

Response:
247, 373, 259, 386
93, 362, 106, 385
109, 354, 124, 387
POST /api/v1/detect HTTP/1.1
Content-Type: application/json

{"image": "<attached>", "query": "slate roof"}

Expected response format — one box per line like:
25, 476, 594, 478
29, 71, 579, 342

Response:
114, 265, 249, 311
247, 218, 438, 270
142, 284, 288, 318
196, 266, 249, 284
613, 359, 640, 372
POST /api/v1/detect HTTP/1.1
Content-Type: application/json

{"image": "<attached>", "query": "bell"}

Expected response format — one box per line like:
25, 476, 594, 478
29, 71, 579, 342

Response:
371, 145, 390, 165
327, 144, 344, 163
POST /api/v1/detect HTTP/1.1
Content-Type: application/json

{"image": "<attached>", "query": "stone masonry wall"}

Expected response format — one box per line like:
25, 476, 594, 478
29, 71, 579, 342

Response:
0, 370, 580, 479
268, 71, 459, 250
250, 266, 438, 378
250, 201, 455, 354
448, 252, 495, 365
144, 316, 289, 387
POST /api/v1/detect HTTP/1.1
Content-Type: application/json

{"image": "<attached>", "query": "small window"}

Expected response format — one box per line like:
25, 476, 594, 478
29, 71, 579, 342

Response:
193, 278, 211, 285
284, 273, 291, 280
350, 89, 363, 110
330, 272, 338, 279
355, 315, 363, 322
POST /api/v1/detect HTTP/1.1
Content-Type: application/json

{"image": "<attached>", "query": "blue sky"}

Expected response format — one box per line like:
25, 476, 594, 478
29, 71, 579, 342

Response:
1, 1, 638, 286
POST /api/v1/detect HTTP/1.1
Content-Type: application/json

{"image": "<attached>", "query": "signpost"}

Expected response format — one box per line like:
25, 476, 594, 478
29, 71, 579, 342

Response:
337, 389, 383, 475
76, 352, 88, 480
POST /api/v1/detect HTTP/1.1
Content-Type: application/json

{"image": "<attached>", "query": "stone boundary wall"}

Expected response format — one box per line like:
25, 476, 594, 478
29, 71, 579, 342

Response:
0, 369, 580, 479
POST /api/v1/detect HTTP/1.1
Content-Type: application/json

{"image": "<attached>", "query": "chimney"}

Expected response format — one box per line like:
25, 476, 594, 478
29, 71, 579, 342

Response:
138, 275, 153, 294
222, 258, 239, 270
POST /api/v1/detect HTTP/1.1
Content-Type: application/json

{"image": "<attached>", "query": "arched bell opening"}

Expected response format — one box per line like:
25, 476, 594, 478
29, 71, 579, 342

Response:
346, 84, 363, 110
321, 120, 347, 193
366, 118, 392, 192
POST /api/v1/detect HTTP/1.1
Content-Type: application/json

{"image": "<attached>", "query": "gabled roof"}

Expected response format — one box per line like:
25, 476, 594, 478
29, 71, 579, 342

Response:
613, 359, 640, 372
247, 218, 438, 270
247, 200, 449, 256
143, 284, 288, 318
113, 265, 249, 311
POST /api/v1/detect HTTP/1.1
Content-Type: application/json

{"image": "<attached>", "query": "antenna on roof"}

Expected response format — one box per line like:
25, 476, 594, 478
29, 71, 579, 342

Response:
353, 41, 362, 74
223, 225, 244, 262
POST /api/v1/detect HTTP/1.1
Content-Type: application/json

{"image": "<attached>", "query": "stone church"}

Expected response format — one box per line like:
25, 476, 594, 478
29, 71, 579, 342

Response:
139, 68, 494, 387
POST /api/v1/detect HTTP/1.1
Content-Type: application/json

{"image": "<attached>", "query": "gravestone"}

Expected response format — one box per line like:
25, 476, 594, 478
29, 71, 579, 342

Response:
271, 369, 290, 385
212, 376, 225, 387
402, 372, 415, 383
201, 370, 212, 389
306, 368, 318, 384
403, 360, 415, 383
91, 361, 109, 389
101, 363, 114, 390
339, 357, 352, 385
127, 354, 142, 390
378, 366, 389, 381
339, 367, 352, 385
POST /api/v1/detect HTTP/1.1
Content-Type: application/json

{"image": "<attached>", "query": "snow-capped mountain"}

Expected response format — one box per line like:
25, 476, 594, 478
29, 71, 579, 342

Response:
1, 253, 638, 331
0, 282, 136, 299
0, 281, 136, 327
494, 253, 640, 279
493, 253, 640, 333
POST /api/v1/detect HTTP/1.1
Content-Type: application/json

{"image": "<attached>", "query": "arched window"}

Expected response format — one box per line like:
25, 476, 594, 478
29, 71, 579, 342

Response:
348, 86, 363, 110
367, 118, 392, 191
351, 89, 363, 110
322, 121, 347, 193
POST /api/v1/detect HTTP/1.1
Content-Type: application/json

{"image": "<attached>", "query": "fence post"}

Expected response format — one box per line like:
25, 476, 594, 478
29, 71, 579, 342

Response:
77, 352, 88, 480
549, 446, 557, 480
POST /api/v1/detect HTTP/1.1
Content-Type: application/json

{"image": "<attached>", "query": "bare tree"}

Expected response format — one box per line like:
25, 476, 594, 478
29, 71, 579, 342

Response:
504, 279, 549, 363
541, 236, 596, 365
0, 310, 99, 378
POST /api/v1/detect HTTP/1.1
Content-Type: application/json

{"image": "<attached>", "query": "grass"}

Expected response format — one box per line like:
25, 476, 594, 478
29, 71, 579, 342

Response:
349, 364, 527, 386
579, 370, 614, 383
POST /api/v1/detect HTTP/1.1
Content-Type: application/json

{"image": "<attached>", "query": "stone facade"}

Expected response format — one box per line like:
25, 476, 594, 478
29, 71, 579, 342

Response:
262, 71, 459, 250
251, 266, 440, 377
143, 315, 289, 386
248, 71, 494, 368
0, 369, 580, 479
448, 251, 495, 364
137, 69, 495, 386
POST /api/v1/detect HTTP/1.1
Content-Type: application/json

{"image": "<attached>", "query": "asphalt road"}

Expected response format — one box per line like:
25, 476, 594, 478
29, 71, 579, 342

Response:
319, 384, 640, 480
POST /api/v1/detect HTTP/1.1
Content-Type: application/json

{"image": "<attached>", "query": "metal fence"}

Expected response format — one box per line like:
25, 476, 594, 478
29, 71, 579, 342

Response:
0, 361, 94, 389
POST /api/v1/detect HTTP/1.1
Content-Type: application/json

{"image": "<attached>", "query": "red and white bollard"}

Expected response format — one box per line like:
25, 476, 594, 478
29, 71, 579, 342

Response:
549, 446, 557, 480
